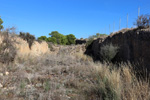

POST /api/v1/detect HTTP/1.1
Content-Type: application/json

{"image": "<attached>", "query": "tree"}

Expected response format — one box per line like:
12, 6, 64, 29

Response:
134, 15, 150, 28
66, 34, 76, 45
61, 35, 67, 45
38, 36, 47, 41
0, 16, 4, 30
46, 37, 57, 44
49, 31, 67, 45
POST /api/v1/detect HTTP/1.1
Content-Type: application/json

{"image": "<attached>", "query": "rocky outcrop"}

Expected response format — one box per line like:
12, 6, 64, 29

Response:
15, 37, 49, 57
0, 34, 50, 58
85, 28, 150, 72
75, 39, 87, 44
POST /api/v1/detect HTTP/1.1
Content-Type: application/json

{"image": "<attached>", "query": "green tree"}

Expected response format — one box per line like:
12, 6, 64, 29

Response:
49, 31, 67, 45
46, 37, 57, 44
66, 34, 76, 45
38, 36, 47, 41
0, 16, 4, 30
61, 35, 68, 45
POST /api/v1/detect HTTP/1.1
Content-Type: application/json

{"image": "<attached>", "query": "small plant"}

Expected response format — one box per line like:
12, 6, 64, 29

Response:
20, 81, 26, 90
100, 43, 119, 62
19, 32, 35, 49
43, 80, 51, 92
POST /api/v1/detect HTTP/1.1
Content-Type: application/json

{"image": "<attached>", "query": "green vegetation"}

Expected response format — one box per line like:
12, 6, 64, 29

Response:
100, 43, 119, 62
0, 16, 4, 31
0, 16, 4, 30
86, 33, 108, 48
43, 80, 51, 92
38, 31, 76, 45
19, 32, 35, 49
66, 34, 76, 45
38, 36, 47, 41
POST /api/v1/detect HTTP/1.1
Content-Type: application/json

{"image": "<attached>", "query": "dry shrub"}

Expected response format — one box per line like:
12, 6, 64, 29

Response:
19, 32, 35, 49
0, 30, 17, 64
74, 52, 93, 62
80, 63, 150, 100
100, 43, 119, 62
0, 45, 150, 100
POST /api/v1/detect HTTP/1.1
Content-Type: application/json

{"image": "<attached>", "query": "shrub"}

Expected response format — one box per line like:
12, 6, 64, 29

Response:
19, 32, 35, 49
85, 36, 94, 48
100, 43, 119, 62
0, 30, 17, 64
134, 14, 150, 28
86, 33, 108, 48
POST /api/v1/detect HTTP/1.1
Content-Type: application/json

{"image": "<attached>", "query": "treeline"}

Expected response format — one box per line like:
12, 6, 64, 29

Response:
38, 31, 76, 45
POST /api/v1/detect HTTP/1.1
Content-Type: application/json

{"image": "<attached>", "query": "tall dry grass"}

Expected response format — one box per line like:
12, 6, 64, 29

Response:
0, 46, 149, 100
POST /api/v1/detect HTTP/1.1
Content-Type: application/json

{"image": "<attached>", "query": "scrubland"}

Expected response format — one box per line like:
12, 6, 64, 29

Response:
0, 30, 150, 100
0, 53, 149, 100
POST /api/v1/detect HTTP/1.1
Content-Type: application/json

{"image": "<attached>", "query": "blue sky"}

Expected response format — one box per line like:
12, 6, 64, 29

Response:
1, 0, 150, 39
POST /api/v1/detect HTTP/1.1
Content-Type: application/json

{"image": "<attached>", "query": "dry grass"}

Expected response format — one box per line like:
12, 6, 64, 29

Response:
0, 42, 149, 100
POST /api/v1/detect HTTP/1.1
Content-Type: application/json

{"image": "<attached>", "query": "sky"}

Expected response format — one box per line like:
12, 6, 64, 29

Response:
0, 0, 150, 39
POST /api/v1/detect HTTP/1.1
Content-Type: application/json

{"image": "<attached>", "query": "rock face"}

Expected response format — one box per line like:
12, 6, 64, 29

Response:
14, 37, 49, 57
75, 39, 87, 45
85, 28, 150, 72
0, 34, 50, 58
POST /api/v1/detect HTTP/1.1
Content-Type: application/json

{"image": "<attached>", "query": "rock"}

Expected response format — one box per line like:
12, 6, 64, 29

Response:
75, 39, 87, 45
35, 83, 42, 88
5, 71, 9, 75
0, 73, 3, 76
85, 28, 150, 74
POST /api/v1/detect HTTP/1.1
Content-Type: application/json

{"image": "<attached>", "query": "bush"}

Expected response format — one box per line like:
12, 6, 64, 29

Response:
19, 32, 35, 49
0, 30, 17, 64
86, 33, 108, 48
85, 36, 94, 48
100, 43, 119, 62
134, 15, 150, 28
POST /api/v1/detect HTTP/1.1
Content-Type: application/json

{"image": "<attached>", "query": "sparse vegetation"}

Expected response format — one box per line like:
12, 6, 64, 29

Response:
86, 33, 107, 48
0, 14, 150, 100
0, 51, 149, 100
135, 14, 150, 28
19, 32, 35, 49
85, 36, 95, 48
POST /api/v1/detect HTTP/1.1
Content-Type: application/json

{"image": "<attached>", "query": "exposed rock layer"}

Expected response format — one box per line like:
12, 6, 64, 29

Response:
85, 28, 150, 72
